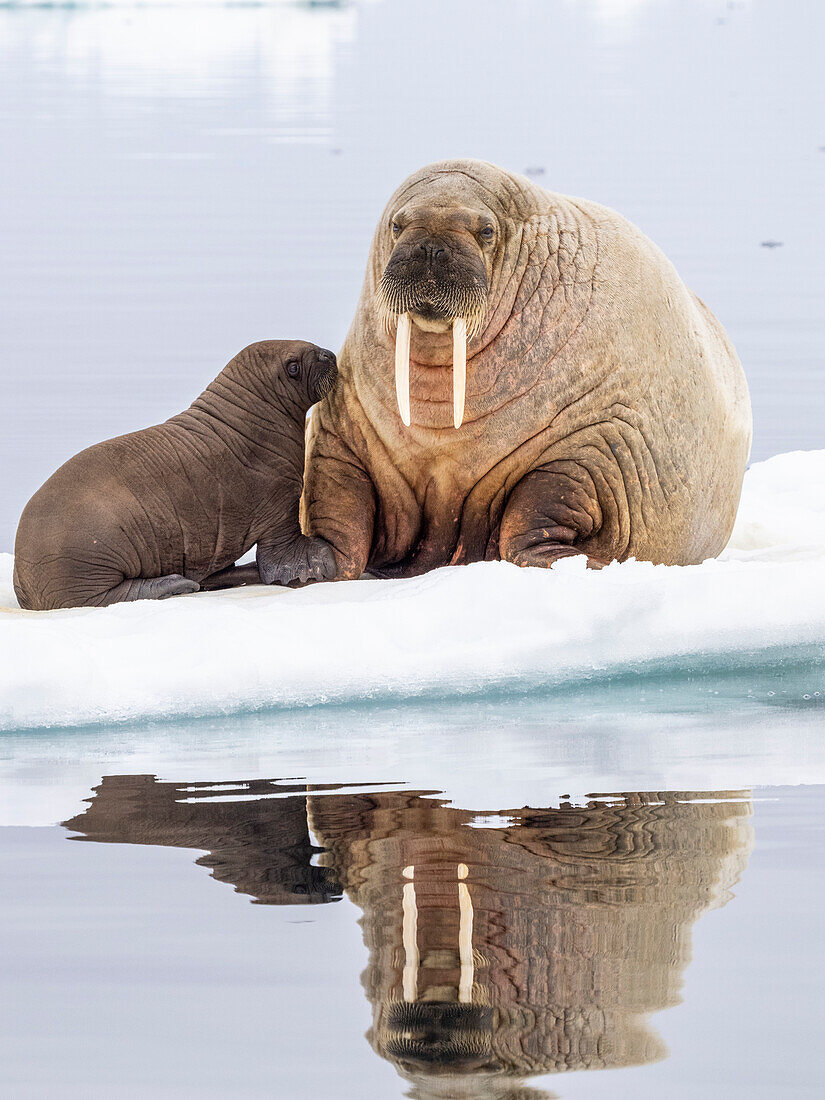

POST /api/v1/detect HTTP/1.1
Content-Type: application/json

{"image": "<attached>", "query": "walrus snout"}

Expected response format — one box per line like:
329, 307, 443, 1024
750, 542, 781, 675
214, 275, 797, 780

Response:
379, 235, 488, 328
310, 348, 338, 402
378, 1001, 495, 1070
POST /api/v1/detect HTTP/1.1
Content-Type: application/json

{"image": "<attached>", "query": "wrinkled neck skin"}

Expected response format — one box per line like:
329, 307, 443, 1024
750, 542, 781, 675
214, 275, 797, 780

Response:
344, 164, 600, 452
182, 352, 308, 487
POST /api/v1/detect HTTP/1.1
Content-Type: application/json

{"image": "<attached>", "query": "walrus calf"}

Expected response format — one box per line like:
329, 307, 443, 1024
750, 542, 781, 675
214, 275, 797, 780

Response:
303, 158, 753, 577
14, 340, 337, 610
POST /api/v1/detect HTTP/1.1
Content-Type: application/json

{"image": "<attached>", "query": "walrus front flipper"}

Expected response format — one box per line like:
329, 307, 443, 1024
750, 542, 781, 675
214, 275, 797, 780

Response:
257, 535, 337, 586
93, 574, 200, 606
499, 463, 612, 570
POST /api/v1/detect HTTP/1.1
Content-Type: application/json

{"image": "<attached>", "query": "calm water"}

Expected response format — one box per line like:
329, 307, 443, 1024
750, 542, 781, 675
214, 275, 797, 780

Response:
1, 0, 824, 551
1, 689, 825, 1098
2, 2, 825, 1095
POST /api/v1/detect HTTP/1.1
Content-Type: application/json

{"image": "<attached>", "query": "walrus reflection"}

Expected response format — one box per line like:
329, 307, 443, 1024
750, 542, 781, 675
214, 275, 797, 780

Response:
308, 790, 753, 1095
63, 782, 752, 1098
63, 775, 349, 904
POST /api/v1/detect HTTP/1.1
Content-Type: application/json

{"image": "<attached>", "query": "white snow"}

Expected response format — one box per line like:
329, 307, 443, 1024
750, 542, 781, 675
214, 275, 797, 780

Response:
2, 449, 825, 733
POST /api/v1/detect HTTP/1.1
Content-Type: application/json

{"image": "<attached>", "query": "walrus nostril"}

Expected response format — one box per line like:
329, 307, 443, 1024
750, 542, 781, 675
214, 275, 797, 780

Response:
417, 241, 445, 262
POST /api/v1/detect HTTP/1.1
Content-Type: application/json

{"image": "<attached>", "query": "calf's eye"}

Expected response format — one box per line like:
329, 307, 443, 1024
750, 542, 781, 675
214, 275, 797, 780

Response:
287, 361, 300, 377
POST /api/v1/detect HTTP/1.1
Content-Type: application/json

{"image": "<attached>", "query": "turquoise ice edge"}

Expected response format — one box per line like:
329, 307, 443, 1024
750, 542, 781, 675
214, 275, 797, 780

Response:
2, 640, 823, 737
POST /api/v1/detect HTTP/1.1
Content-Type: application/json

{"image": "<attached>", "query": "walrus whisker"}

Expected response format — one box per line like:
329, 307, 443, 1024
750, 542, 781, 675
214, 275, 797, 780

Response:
377, 271, 487, 338
315, 371, 336, 399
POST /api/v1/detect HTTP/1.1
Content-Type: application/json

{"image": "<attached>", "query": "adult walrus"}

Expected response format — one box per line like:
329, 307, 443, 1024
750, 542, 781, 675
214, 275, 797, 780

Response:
14, 340, 337, 610
303, 159, 752, 578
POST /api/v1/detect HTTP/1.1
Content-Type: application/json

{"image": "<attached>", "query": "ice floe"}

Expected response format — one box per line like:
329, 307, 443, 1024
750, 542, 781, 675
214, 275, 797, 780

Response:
2, 449, 825, 732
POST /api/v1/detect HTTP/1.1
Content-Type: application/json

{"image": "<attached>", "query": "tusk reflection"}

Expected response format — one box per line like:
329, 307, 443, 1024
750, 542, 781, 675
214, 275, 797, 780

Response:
457, 862, 474, 1003
402, 865, 419, 1003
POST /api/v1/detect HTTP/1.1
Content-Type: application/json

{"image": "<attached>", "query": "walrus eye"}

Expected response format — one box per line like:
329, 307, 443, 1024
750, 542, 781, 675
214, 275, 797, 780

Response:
391, 222, 401, 236
287, 360, 300, 378
480, 225, 495, 240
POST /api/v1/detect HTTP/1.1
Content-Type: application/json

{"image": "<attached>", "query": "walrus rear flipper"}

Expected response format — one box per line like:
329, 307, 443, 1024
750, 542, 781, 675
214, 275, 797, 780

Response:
93, 575, 201, 605
12, 561, 199, 610
59, 573, 201, 608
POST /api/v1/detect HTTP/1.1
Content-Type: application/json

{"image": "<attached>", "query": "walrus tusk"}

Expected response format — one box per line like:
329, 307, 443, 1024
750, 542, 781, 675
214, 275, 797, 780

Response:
395, 312, 465, 429
395, 312, 411, 426
453, 317, 467, 429
457, 862, 474, 1003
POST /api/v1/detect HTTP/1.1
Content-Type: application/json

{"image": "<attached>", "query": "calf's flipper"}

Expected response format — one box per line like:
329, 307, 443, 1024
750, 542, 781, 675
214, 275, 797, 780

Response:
92, 574, 200, 606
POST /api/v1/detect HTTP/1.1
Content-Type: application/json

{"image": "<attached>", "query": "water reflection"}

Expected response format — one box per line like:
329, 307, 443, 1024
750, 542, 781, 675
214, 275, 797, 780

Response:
3, 1, 361, 111
64, 778, 753, 1097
